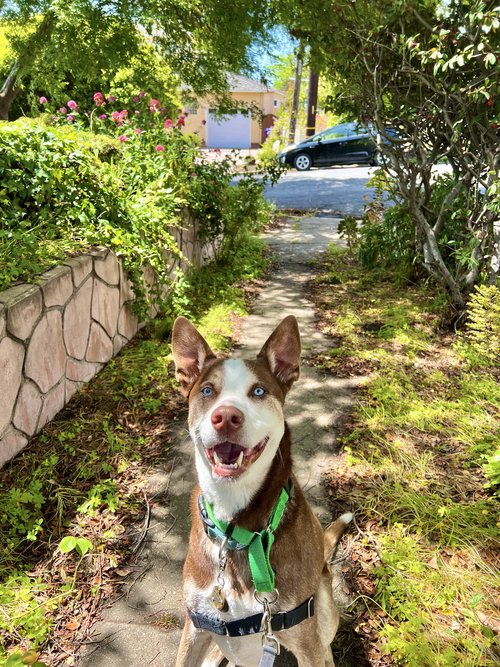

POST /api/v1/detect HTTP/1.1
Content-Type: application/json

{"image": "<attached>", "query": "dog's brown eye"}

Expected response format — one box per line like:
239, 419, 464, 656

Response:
201, 386, 214, 397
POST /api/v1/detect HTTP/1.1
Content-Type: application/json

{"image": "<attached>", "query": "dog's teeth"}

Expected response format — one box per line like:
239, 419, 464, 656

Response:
212, 449, 244, 470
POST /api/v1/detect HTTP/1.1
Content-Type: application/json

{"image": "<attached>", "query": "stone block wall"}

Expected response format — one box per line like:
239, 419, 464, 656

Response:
0, 216, 212, 467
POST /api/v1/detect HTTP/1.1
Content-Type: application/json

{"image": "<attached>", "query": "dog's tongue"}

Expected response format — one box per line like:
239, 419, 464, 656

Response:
214, 442, 244, 464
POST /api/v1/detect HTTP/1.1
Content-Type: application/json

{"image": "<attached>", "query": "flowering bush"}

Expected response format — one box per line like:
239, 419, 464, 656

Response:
0, 107, 273, 317
0, 85, 278, 318
39, 90, 186, 149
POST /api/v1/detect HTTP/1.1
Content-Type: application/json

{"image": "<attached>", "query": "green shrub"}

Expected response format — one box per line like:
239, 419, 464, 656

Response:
0, 118, 182, 312
0, 116, 273, 318
338, 215, 359, 255
465, 284, 500, 364
358, 203, 415, 275
360, 173, 494, 301
483, 450, 500, 496
256, 114, 288, 175
0, 120, 128, 287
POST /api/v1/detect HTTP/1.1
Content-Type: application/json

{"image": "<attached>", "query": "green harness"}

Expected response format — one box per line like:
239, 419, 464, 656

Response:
200, 482, 293, 593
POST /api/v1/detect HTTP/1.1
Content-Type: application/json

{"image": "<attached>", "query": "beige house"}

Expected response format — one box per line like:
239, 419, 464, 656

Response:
183, 74, 285, 149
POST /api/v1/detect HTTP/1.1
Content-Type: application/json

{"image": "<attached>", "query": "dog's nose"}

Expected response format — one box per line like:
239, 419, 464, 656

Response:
211, 405, 244, 432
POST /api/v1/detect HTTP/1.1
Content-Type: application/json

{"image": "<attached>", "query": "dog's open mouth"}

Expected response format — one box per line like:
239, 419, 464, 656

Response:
205, 437, 269, 478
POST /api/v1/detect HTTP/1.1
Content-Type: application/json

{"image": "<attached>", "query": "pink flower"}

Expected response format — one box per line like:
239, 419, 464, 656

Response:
118, 134, 128, 142
149, 99, 161, 112
163, 118, 173, 129
139, 91, 145, 97
134, 127, 143, 134
67, 100, 78, 111
110, 109, 129, 126
39, 96, 48, 104
93, 92, 104, 106
108, 95, 115, 102
67, 115, 74, 122
133, 96, 140, 103
135, 110, 140, 115
98, 114, 107, 120
59, 107, 67, 114
155, 144, 165, 152
177, 115, 186, 126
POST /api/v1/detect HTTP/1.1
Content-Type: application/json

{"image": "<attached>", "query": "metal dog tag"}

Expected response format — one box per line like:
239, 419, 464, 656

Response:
211, 585, 228, 612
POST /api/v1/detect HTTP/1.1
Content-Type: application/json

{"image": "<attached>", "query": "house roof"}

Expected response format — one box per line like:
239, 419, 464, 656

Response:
227, 74, 282, 95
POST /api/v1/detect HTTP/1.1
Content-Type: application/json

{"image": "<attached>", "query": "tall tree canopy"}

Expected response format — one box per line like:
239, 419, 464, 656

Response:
0, 0, 273, 119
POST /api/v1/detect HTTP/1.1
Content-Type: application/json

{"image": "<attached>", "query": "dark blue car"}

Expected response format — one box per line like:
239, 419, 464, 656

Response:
278, 122, 387, 171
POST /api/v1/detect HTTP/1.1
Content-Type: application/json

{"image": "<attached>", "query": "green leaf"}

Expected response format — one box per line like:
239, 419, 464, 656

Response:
468, 593, 484, 608
58, 535, 77, 553
484, 52, 496, 66
74, 537, 93, 557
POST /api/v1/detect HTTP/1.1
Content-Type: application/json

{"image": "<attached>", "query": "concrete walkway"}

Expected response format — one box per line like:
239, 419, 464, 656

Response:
79, 216, 363, 667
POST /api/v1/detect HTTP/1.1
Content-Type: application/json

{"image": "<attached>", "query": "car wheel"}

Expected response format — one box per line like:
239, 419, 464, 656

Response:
294, 153, 312, 171
370, 151, 383, 167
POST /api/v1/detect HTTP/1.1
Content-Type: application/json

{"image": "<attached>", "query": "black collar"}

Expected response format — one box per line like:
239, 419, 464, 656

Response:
188, 595, 314, 637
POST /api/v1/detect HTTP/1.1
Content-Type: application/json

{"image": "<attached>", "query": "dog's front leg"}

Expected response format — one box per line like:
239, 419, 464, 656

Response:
296, 647, 335, 667
284, 629, 335, 667
175, 614, 212, 667
323, 644, 336, 667
296, 653, 334, 667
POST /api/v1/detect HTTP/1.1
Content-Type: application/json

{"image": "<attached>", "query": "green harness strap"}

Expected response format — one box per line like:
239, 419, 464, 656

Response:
203, 486, 291, 593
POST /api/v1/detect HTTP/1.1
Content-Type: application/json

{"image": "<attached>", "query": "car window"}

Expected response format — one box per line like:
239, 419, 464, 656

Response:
344, 122, 358, 136
319, 126, 350, 141
350, 123, 369, 136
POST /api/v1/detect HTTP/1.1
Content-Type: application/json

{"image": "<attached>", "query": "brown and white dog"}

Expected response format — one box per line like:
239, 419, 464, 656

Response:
172, 315, 351, 667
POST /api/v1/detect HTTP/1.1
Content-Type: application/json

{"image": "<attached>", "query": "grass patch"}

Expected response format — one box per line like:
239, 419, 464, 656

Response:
310, 247, 499, 666
0, 232, 269, 665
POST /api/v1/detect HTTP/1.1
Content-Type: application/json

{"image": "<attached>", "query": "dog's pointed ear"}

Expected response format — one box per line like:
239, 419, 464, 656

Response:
172, 317, 216, 396
257, 315, 301, 392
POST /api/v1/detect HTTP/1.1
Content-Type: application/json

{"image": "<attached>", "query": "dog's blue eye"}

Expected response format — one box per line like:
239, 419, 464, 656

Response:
201, 386, 214, 397
253, 387, 265, 397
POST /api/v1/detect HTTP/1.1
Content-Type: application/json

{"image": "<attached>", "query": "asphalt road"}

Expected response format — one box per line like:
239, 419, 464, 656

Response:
263, 165, 378, 216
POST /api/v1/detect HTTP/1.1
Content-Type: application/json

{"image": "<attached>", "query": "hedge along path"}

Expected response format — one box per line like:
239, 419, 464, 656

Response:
81, 216, 365, 667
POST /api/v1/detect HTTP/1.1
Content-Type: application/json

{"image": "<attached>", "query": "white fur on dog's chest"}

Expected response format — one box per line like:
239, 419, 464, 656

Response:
186, 577, 268, 666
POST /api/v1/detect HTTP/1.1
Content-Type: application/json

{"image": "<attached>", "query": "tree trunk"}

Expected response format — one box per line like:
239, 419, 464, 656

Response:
306, 70, 319, 137
0, 63, 20, 121
414, 206, 465, 308
0, 13, 55, 120
289, 44, 303, 144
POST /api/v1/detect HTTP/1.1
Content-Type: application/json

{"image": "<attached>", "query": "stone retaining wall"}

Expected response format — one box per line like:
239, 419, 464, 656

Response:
0, 218, 210, 467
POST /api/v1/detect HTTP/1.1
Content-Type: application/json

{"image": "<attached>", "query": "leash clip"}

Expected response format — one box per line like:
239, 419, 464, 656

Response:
211, 536, 229, 612
255, 590, 281, 656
